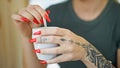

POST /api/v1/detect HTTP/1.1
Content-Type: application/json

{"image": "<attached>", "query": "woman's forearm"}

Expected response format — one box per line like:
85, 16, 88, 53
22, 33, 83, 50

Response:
80, 43, 115, 68
22, 37, 46, 68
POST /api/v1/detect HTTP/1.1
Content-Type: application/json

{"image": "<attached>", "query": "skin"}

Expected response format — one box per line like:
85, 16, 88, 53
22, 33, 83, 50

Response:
12, 0, 119, 68
12, 5, 47, 68
36, 27, 114, 68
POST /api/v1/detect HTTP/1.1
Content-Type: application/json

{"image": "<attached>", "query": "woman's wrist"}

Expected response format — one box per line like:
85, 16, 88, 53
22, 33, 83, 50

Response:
79, 42, 97, 68
79, 41, 114, 68
81, 56, 97, 68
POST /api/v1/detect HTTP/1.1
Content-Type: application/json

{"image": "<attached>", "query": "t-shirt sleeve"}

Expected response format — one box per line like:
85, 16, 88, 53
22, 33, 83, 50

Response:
117, 21, 120, 49
118, 42, 120, 48
116, 22, 120, 49
116, 7, 120, 49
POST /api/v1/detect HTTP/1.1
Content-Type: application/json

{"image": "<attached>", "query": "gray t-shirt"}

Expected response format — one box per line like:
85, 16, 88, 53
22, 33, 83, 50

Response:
46, 0, 120, 68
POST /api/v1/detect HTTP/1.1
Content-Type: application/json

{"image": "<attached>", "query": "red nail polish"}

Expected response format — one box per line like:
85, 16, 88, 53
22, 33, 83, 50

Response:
40, 60, 47, 64
44, 14, 51, 22
21, 17, 29, 22
46, 10, 50, 14
33, 31, 41, 35
33, 18, 39, 24
40, 18, 44, 24
33, 49, 41, 53
29, 38, 36, 43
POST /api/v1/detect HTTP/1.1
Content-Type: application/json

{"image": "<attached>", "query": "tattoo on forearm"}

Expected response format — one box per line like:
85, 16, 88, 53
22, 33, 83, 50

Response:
83, 44, 114, 68
60, 38, 115, 68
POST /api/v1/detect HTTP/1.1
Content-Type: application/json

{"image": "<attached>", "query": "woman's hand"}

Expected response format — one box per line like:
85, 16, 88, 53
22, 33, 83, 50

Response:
11, 5, 51, 68
33, 27, 114, 68
12, 5, 51, 39
33, 27, 89, 64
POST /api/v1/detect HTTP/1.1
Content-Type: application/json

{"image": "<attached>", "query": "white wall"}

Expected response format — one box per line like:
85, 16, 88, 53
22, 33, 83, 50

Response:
29, 0, 67, 9
119, 0, 120, 3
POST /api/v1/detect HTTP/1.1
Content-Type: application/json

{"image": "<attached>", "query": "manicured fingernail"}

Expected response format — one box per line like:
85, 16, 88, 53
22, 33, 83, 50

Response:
33, 18, 39, 24
29, 38, 36, 43
21, 17, 29, 22
40, 60, 47, 64
33, 31, 41, 35
33, 49, 41, 53
40, 18, 44, 24
46, 10, 50, 14
44, 14, 51, 22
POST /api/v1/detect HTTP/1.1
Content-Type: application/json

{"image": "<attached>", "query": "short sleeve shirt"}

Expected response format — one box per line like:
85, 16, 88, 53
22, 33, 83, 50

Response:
46, 0, 120, 68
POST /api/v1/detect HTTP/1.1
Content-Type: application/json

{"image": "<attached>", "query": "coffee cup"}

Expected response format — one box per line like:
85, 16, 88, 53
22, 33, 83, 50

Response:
32, 27, 57, 60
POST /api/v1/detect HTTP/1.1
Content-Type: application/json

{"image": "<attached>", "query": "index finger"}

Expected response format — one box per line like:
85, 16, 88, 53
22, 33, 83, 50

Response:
33, 5, 51, 22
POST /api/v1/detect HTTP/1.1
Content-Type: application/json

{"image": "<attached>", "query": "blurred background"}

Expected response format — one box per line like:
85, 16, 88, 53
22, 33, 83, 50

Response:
0, 0, 120, 68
